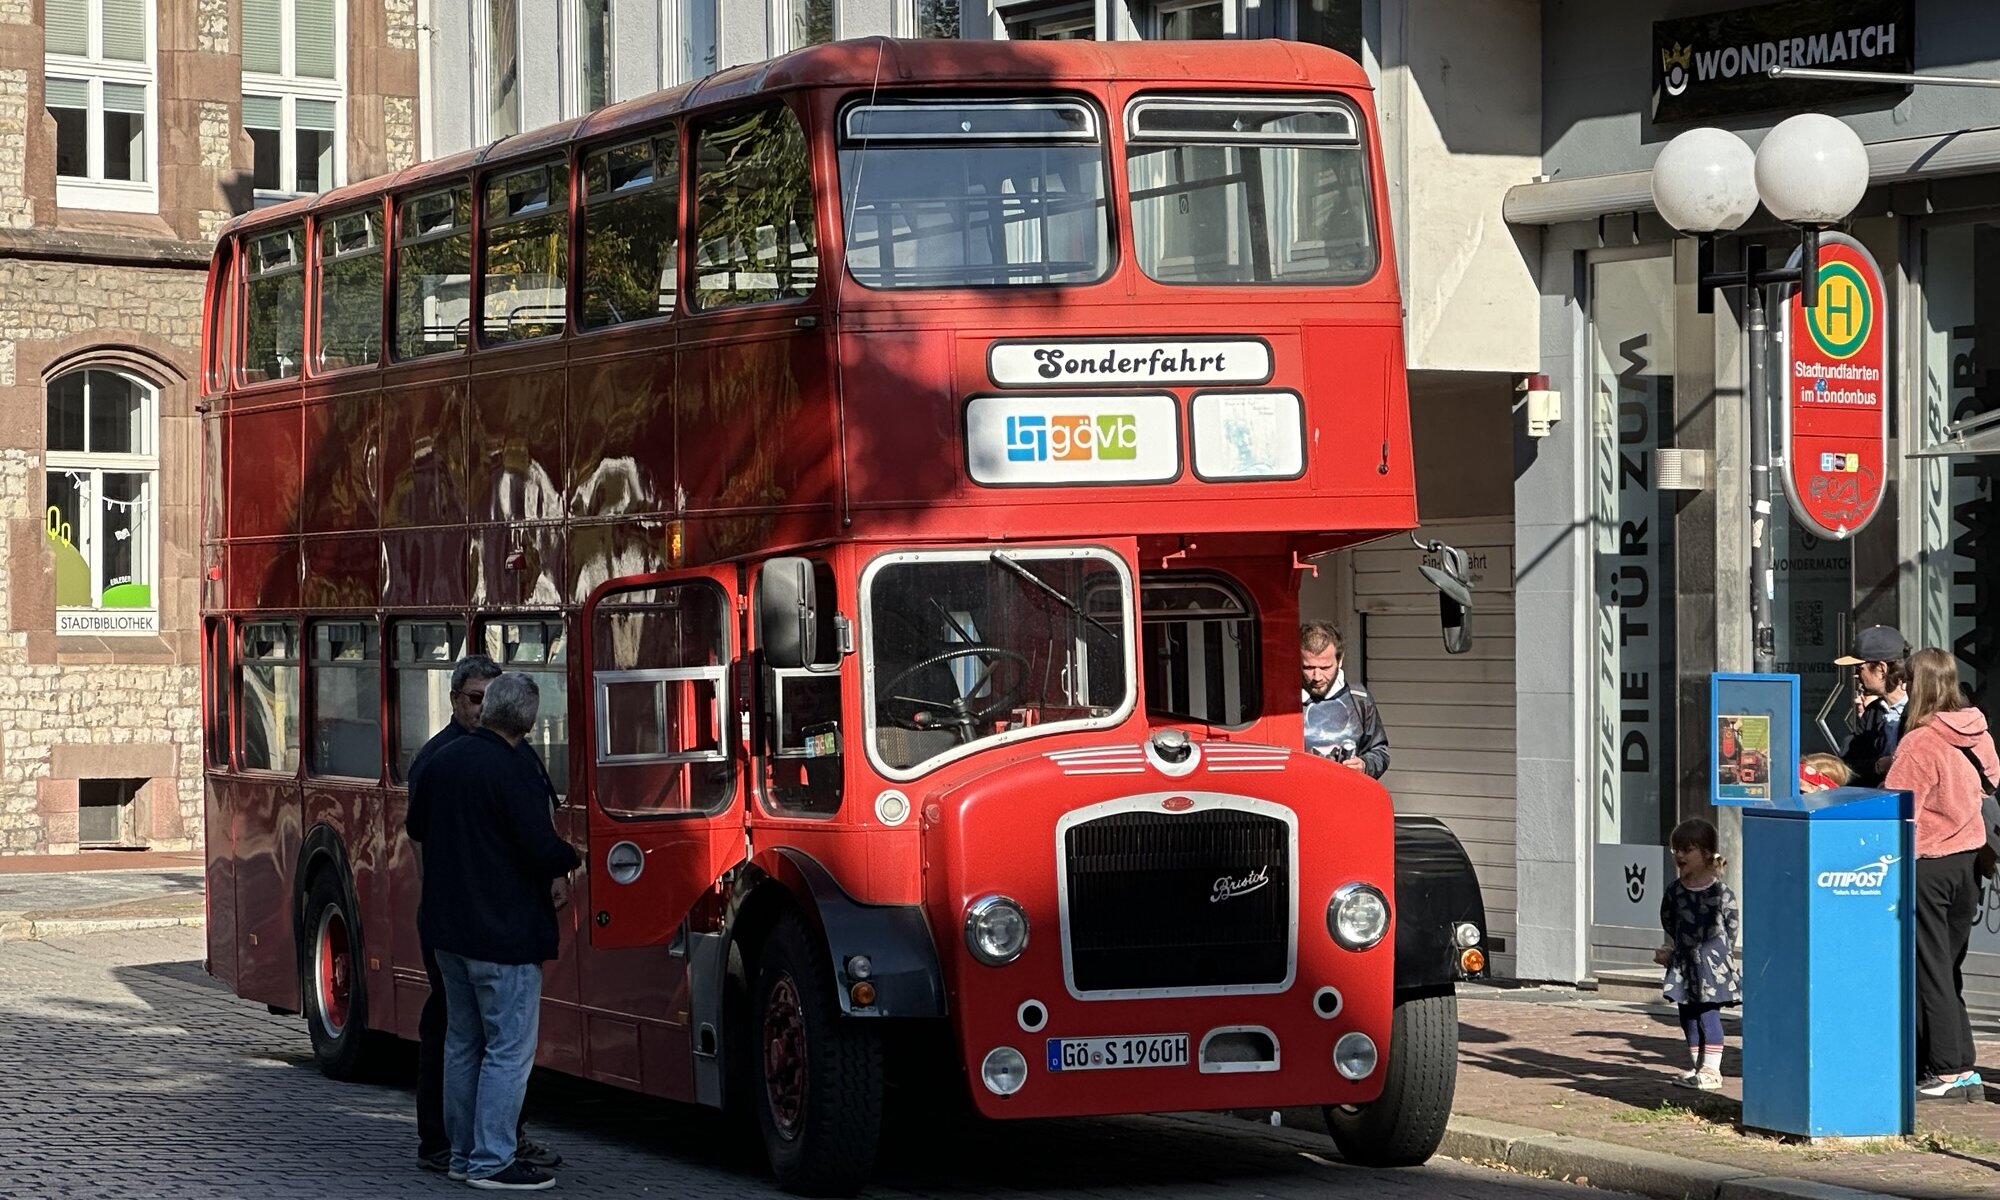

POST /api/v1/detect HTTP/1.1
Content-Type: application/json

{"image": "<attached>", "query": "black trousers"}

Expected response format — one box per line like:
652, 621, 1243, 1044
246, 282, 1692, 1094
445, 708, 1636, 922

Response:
1914, 850, 1980, 1078
418, 938, 530, 1156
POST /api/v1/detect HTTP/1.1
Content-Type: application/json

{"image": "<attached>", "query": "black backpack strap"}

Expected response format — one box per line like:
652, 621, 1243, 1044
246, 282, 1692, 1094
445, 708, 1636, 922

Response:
1955, 744, 1995, 793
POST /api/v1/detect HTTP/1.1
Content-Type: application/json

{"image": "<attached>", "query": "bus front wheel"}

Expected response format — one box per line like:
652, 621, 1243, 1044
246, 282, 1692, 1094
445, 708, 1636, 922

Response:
1324, 989, 1458, 1167
300, 868, 393, 1081
751, 912, 884, 1196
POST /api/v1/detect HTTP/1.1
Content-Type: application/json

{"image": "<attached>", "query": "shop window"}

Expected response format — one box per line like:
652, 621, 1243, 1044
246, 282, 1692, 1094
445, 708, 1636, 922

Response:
45, 0, 157, 213
242, 0, 343, 200
693, 105, 818, 307
581, 133, 679, 328
394, 184, 473, 358
764, 560, 844, 817
315, 207, 383, 371
46, 367, 159, 635
589, 584, 732, 816
240, 621, 301, 774
481, 159, 570, 343
79, 778, 143, 846
484, 617, 570, 797
391, 620, 466, 783
310, 619, 381, 780
241, 224, 306, 382
1294, 0, 1362, 59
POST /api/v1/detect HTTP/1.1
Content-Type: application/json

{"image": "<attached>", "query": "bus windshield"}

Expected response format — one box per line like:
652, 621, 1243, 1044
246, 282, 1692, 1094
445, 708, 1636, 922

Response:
1126, 96, 1375, 286
865, 547, 1131, 774
838, 99, 1112, 289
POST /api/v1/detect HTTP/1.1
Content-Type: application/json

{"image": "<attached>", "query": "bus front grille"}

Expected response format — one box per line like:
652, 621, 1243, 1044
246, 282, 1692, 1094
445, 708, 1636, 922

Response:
1061, 807, 1292, 994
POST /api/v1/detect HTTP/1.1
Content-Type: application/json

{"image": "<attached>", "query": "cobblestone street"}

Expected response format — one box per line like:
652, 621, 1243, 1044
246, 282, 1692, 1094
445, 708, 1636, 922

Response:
0, 927, 1613, 1198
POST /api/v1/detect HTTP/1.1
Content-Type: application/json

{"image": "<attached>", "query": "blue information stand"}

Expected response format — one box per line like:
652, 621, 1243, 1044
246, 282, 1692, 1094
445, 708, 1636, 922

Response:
1739, 786, 1914, 1138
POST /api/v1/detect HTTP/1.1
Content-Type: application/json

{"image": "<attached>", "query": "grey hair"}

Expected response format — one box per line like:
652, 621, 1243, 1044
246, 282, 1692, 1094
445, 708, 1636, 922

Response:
480, 672, 541, 739
450, 654, 502, 695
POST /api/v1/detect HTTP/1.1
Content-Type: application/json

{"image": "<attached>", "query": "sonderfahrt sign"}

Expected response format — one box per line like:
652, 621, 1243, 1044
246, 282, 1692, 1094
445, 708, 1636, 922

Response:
1779, 232, 1888, 540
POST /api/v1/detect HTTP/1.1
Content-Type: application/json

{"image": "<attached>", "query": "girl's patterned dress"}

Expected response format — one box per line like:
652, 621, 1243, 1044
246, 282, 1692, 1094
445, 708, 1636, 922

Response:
1660, 877, 1742, 1005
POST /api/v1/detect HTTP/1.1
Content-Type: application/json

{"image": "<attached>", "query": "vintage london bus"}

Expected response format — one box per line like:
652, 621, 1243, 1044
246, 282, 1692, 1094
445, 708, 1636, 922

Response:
199, 37, 1488, 1196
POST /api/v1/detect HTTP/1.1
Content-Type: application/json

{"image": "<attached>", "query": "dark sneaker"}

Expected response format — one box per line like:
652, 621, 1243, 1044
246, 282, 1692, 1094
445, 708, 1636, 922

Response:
516, 1136, 563, 1169
417, 1149, 451, 1173
468, 1162, 556, 1191
1917, 1072, 1981, 1099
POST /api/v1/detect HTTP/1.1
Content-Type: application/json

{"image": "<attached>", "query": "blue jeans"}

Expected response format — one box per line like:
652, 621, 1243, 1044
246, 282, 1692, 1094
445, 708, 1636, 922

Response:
435, 951, 543, 1179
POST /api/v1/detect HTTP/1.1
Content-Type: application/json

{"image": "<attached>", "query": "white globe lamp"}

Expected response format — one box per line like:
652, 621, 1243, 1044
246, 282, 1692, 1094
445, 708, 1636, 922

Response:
1650, 127, 1759, 233
1754, 113, 1869, 226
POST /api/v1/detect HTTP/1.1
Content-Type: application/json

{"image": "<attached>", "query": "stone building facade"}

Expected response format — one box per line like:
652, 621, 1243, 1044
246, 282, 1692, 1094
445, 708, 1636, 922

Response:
0, 0, 419, 854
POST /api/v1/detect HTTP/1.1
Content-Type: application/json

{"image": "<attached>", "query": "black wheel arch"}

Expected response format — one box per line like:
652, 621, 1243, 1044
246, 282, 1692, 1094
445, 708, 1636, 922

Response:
1393, 814, 1488, 996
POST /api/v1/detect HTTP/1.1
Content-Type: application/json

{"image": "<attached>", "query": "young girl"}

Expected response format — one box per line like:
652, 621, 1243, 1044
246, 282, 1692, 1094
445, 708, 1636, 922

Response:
1653, 818, 1742, 1090
1800, 752, 1853, 794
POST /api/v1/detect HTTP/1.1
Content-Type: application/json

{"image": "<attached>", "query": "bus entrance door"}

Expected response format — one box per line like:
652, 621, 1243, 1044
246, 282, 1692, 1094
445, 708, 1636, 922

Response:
580, 571, 747, 947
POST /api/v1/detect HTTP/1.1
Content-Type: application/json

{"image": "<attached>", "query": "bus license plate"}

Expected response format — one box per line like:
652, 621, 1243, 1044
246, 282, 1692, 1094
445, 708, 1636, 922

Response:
1046, 1033, 1189, 1072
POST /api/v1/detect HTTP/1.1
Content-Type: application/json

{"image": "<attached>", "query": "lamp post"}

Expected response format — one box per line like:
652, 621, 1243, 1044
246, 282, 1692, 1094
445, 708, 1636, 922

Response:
1648, 115, 1870, 673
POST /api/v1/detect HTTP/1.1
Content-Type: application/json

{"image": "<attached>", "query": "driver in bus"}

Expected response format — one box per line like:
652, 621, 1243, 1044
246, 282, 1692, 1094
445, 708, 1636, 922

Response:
1300, 621, 1390, 779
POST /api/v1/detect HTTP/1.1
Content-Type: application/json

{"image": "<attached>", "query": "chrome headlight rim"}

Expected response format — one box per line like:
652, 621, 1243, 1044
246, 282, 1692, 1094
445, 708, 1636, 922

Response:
964, 894, 1030, 966
1327, 882, 1391, 951
1454, 920, 1483, 949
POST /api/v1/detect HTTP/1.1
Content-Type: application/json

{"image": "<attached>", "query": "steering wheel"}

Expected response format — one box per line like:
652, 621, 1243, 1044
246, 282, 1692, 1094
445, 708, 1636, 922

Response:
879, 645, 1030, 743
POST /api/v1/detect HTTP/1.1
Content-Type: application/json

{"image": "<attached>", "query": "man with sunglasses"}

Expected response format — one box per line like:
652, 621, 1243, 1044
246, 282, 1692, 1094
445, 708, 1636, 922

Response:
407, 655, 563, 1176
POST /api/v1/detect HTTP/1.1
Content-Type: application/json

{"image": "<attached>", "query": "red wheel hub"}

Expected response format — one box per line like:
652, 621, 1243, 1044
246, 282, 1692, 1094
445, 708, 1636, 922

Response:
763, 973, 807, 1138
315, 907, 353, 1038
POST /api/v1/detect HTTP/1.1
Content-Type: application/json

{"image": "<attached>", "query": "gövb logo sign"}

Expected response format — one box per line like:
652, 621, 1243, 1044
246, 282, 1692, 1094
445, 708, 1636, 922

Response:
1779, 232, 1888, 541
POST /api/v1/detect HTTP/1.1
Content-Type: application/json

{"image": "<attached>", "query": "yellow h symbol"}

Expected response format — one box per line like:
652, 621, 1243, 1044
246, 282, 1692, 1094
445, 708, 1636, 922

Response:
1823, 277, 1859, 341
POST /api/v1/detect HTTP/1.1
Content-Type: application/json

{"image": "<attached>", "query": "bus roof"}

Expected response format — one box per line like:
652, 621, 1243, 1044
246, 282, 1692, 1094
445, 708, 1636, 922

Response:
221, 37, 1370, 241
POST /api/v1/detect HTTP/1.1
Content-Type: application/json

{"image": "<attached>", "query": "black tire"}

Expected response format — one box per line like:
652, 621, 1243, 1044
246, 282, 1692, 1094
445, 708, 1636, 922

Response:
299, 869, 397, 1081
1325, 990, 1458, 1167
750, 912, 885, 1197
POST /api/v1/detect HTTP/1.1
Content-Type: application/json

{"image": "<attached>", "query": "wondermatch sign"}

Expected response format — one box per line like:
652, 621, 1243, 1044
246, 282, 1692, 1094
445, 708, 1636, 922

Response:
1779, 232, 1888, 540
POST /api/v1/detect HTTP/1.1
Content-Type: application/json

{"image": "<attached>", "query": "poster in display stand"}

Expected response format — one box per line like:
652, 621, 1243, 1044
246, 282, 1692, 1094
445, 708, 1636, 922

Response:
1711, 674, 1800, 809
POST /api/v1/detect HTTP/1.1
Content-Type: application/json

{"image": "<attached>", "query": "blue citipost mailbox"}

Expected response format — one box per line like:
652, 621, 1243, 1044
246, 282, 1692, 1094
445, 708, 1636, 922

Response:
1714, 673, 1914, 1139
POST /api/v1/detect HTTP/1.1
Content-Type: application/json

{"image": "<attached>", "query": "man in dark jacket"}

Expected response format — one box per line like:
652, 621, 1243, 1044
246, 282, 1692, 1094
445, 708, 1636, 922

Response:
1834, 624, 1910, 788
409, 656, 561, 1175
410, 671, 580, 1190
1300, 621, 1390, 778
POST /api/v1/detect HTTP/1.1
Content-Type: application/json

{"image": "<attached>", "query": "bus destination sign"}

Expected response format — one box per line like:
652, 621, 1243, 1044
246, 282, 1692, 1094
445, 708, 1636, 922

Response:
988, 337, 1272, 389
964, 393, 1180, 486
1779, 231, 1888, 540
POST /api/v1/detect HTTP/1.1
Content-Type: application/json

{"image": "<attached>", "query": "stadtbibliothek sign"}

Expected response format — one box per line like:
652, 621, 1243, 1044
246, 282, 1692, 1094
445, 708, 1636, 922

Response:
1652, 0, 1913, 123
1779, 232, 1889, 541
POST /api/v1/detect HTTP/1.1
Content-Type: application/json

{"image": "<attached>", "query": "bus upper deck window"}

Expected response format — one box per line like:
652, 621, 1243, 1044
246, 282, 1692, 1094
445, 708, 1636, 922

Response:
581, 133, 678, 328
394, 184, 473, 359
837, 99, 1111, 290
240, 225, 305, 384
693, 106, 817, 308
316, 207, 384, 372
482, 159, 570, 343
1124, 95, 1376, 287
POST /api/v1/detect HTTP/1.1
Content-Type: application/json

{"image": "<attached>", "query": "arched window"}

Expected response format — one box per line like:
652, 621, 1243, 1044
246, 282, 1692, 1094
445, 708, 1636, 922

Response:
45, 367, 159, 635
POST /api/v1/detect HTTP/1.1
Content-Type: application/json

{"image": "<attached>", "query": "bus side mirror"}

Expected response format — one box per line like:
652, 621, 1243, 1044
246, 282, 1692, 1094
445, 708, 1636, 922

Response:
1416, 540, 1474, 656
755, 557, 817, 670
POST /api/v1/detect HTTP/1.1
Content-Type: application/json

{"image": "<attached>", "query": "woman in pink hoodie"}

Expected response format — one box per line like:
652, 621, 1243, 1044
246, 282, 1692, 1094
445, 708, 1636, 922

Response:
1883, 648, 1996, 1099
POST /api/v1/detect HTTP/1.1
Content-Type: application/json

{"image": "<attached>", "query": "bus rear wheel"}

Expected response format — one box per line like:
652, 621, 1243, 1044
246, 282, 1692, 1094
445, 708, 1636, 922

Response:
1324, 989, 1458, 1167
751, 912, 884, 1197
300, 868, 394, 1081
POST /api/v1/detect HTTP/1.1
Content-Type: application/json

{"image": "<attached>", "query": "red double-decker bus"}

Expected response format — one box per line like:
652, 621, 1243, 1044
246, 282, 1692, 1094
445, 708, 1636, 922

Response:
200, 37, 1488, 1195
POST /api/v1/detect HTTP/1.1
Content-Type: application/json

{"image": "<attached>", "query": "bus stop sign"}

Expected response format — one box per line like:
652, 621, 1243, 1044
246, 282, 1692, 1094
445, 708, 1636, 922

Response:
1779, 232, 1888, 540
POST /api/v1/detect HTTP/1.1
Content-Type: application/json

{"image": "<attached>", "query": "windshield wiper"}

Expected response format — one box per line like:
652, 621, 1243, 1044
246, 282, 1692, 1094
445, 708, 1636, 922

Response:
990, 551, 1119, 639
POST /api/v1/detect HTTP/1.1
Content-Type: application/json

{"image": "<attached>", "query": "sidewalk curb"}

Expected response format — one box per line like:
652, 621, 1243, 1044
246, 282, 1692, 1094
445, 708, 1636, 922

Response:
0, 915, 207, 943
1189, 1110, 1901, 1200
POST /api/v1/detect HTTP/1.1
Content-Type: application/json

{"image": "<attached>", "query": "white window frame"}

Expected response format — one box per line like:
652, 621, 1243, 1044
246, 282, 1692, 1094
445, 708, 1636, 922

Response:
45, 0, 159, 213
768, 0, 837, 55
1152, 0, 1234, 38
45, 369, 161, 636
668, 0, 721, 83
899, 0, 963, 38
242, 0, 348, 202
562, 0, 613, 120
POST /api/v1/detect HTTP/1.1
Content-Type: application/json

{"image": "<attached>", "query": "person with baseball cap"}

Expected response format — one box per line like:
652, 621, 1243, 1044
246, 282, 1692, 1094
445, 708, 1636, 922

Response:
1834, 624, 1911, 788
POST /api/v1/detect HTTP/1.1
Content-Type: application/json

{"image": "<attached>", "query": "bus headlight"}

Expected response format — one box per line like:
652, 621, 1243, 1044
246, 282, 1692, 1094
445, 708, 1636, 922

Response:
1327, 883, 1390, 950
964, 895, 1029, 965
